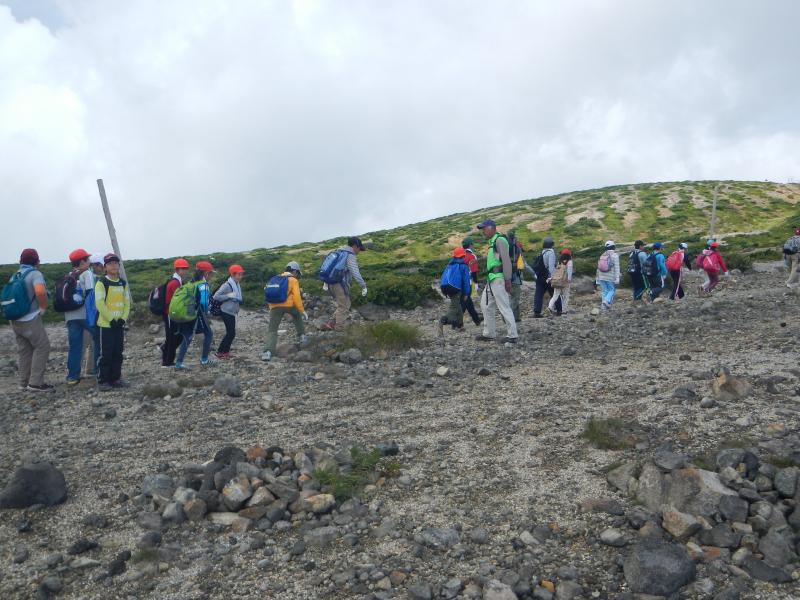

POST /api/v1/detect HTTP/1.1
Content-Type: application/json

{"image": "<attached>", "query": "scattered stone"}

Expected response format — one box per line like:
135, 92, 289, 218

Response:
142, 382, 182, 399
302, 493, 336, 514
222, 475, 253, 511
478, 367, 491, 376
213, 376, 242, 397
483, 579, 517, 600
661, 506, 701, 542
699, 397, 717, 409
0, 462, 67, 508
740, 554, 792, 583
408, 582, 433, 600
555, 581, 584, 600
38, 576, 63, 596
600, 528, 626, 547
67, 539, 98, 555
338, 348, 363, 365
470, 528, 489, 544
623, 538, 696, 596
774, 467, 798, 498
304, 526, 339, 548
436, 366, 451, 377
12, 547, 28, 564
420, 527, 459, 549
141, 474, 175, 499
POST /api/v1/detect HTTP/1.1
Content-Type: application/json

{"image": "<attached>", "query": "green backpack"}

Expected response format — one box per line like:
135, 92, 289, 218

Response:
168, 282, 198, 323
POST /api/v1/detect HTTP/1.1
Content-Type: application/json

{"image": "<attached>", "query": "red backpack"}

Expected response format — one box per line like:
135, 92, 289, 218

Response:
696, 249, 720, 273
665, 250, 684, 271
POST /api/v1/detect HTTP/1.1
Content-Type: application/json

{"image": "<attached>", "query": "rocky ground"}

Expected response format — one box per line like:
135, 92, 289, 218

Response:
0, 266, 799, 600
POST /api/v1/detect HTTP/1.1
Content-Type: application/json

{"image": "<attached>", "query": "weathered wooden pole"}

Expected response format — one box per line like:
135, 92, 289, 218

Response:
709, 183, 719, 240
96, 179, 128, 281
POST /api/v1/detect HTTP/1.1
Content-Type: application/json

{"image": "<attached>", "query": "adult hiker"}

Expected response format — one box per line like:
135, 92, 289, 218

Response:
475, 219, 517, 343
161, 258, 189, 368
437, 247, 472, 335
531, 236, 557, 318
57, 249, 96, 385
95, 253, 130, 391
320, 237, 367, 331
697, 241, 729, 295
1, 249, 51, 391
666, 242, 693, 300
547, 249, 573, 315
460, 237, 482, 326
213, 264, 245, 359
262, 261, 308, 362
783, 227, 800, 289
627, 240, 648, 301
595, 241, 620, 312
645, 242, 668, 302
174, 261, 215, 369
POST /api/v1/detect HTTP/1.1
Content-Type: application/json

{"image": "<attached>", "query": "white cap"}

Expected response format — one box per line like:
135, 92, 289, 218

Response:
679, 242, 688, 249
285, 261, 302, 275
605, 240, 615, 248
89, 253, 104, 264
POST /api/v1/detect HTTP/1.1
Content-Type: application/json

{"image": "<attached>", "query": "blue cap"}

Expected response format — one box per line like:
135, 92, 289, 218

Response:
477, 219, 496, 229
653, 242, 663, 249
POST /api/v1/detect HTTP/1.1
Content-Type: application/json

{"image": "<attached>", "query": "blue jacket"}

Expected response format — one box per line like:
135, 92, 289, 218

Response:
654, 252, 668, 277
442, 258, 472, 296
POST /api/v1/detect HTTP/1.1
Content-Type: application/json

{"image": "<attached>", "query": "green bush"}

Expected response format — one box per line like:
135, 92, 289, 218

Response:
360, 274, 439, 309
313, 447, 383, 501
341, 320, 422, 355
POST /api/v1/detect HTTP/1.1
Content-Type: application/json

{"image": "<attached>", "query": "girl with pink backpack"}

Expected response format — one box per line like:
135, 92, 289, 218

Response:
696, 241, 729, 295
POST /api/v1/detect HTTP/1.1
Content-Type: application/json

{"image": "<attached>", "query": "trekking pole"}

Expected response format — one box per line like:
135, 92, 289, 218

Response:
97, 179, 128, 282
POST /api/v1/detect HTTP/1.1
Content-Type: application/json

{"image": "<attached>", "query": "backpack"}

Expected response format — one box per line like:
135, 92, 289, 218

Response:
1, 270, 34, 321
85, 283, 98, 326
665, 250, 684, 271
264, 275, 290, 304
627, 250, 642, 274
148, 279, 171, 315
784, 236, 800, 255
209, 282, 228, 317
317, 250, 350, 284
532, 250, 550, 279
168, 281, 199, 323
597, 251, 613, 273
643, 253, 659, 277
550, 263, 569, 288
699, 250, 721, 274
53, 271, 84, 313
507, 233, 521, 271
440, 261, 464, 297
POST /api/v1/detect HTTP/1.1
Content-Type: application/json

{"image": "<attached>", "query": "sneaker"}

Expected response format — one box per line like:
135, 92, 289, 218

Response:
27, 383, 54, 392
161, 364, 175, 369
110, 380, 130, 388
200, 358, 213, 366
475, 334, 495, 342
299, 335, 309, 344
98, 383, 113, 392
214, 352, 231, 360
501, 337, 518, 344
475, 315, 484, 325
175, 362, 189, 371
532, 313, 543, 319
261, 351, 272, 362
66, 379, 80, 386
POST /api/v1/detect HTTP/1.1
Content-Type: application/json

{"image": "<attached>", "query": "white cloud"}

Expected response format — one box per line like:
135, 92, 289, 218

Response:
1, 0, 799, 262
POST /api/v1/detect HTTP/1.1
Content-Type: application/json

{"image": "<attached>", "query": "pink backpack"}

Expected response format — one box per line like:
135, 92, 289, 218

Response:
597, 251, 612, 273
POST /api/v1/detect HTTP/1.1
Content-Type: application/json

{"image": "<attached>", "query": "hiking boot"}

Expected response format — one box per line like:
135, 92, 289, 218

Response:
532, 313, 543, 318
98, 383, 113, 392
214, 352, 231, 360
299, 335, 309, 344
261, 351, 272, 362
475, 334, 495, 342
110, 380, 130, 388
66, 378, 80, 386
475, 315, 484, 325
27, 383, 54, 392
501, 337, 518, 344
175, 362, 189, 371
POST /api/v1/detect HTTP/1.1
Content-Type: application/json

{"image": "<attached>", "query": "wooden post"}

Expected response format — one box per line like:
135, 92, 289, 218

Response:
96, 179, 128, 281
709, 183, 719, 240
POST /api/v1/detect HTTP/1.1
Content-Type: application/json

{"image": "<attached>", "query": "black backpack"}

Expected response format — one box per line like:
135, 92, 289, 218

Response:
53, 271, 84, 313
627, 250, 642, 274
643, 254, 659, 278
532, 249, 551, 279
507, 233, 520, 271
148, 278, 172, 315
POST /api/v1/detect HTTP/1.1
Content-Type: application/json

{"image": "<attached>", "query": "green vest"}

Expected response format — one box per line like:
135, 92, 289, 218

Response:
487, 233, 508, 282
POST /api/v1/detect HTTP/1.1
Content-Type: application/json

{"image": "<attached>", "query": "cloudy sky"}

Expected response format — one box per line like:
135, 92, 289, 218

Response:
1, 0, 799, 263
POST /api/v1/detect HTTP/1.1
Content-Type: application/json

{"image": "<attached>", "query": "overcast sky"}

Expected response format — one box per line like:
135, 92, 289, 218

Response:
2, 0, 799, 263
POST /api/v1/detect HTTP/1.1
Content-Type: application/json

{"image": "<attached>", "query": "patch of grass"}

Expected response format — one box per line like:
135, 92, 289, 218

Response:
341, 320, 423, 356
382, 460, 403, 478
762, 456, 795, 469
313, 447, 383, 501
581, 417, 640, 451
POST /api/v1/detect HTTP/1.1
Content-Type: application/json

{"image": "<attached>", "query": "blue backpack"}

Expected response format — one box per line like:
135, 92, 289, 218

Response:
440, 260, 464, 297
1, 270, 34, 320
317, 250, 349, 284
264, 275, 289, 304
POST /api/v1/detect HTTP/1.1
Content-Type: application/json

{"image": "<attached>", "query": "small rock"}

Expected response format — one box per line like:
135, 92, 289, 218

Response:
222, 475, 253, 511
436, 366, 451, 377
483, 578, 517, 600
699, 397, 717, 409
338, 348, 363, 365
600, 528, 626, 547
12, 547, 29, 564
39, 576, 63, 596
213, 376, 242, 397
661, 507, 701, 542
470, 528, 489, 544
67, 539, 99, 555
302, 493, 336, 514
408, 582, 433, 600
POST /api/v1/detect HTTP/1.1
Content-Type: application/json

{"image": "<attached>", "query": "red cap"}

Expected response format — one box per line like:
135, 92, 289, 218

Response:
173, 258, 189, 269
710, 242, 719, 248
561, 248, 571, 255
453, 247, 466, 258
196, 260, 215, 272
68, 248, 91, 263
20, 248, 40, 266
228, 264, 245, 275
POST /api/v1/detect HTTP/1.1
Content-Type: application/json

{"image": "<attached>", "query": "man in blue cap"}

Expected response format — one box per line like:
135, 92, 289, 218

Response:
475, 219, 517, 343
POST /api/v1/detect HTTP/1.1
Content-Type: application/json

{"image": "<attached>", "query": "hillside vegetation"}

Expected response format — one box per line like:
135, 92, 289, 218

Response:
3, 180, 799, 319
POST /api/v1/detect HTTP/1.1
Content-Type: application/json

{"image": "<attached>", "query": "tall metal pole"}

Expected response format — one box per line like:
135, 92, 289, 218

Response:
709, 183, 719, 240
97, 179, 128, 281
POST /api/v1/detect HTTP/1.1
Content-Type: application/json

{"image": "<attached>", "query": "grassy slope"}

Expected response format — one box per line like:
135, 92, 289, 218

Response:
3, 180, 799, 318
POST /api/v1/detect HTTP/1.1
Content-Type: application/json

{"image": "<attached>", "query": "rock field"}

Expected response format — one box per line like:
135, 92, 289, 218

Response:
1, 267, 799, 600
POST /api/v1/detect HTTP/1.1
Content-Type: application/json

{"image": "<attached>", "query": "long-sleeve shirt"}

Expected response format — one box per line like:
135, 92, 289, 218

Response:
654, 252, 668, 277
15, 265, 47, 322
338, 247, 366, 291
710, 250, 728, 273
596, 251, 620, 284
268, 272, 305, 313
213, 277, 243, 315
95, 276, 130, 328
164, 274, 182, 316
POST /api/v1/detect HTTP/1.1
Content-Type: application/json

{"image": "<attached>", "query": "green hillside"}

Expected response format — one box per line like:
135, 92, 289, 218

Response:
3, 180, 799, 319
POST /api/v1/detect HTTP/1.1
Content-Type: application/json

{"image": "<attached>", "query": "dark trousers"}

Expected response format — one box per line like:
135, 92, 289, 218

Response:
669, 270, 684, 300
98, 326, 124, 384
161, 315, 182, 366
461, 295, 481, 325
631, 272, 646, 300
441, 295, 464, 328
648, 275, 666, 299
533, 277, 554, 315
218, 312, 236, 353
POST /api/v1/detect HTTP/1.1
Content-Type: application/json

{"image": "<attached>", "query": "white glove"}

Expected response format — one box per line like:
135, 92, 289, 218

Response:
302, 312, 309, 322
361, 287, 368, 297
724, 271, 730, 277
322, 283, 329, 291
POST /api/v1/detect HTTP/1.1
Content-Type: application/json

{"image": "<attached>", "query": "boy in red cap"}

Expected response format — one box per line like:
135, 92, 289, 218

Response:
437, 247, 472, 335
161, 258, 190, 367
59, 249, 96, 385
214, 264, 245, 359
95, 253, 130, 390
4, 249, 51, 391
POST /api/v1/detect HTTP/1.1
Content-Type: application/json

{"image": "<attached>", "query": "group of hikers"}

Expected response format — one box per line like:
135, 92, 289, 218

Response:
3, 225, 799, 391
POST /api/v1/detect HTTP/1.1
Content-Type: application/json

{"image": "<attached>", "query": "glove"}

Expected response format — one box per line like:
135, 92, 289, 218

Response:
724, 271, 730, 277
322, 283, 329, 292
361, 287, 368, 297
302, 312, 309, 322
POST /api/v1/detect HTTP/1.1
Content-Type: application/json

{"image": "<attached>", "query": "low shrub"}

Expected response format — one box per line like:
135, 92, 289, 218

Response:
358, 274, 439, 309
581, 417, 642, 450
341, 321, 422, 355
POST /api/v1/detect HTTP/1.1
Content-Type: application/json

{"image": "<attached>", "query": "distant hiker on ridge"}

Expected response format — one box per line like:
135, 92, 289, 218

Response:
474, 219, 518, 343
319, 237, 368, 331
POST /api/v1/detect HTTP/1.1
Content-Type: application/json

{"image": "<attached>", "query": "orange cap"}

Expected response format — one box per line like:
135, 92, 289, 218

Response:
228, 264, 245, 275
453, 247, 466, 258
173, 258, 189, 269
195, 260, 215, 272
69, 248, 91, 263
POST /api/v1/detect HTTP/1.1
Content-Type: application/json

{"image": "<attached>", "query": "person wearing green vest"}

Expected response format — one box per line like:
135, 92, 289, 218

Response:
475, 219, 518, 343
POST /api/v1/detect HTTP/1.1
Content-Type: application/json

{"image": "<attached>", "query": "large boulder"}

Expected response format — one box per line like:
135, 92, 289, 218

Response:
665, 468, 738, 518
635, 463, 667, 512
0, 462, 67, 508
623, 538, 696, 596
